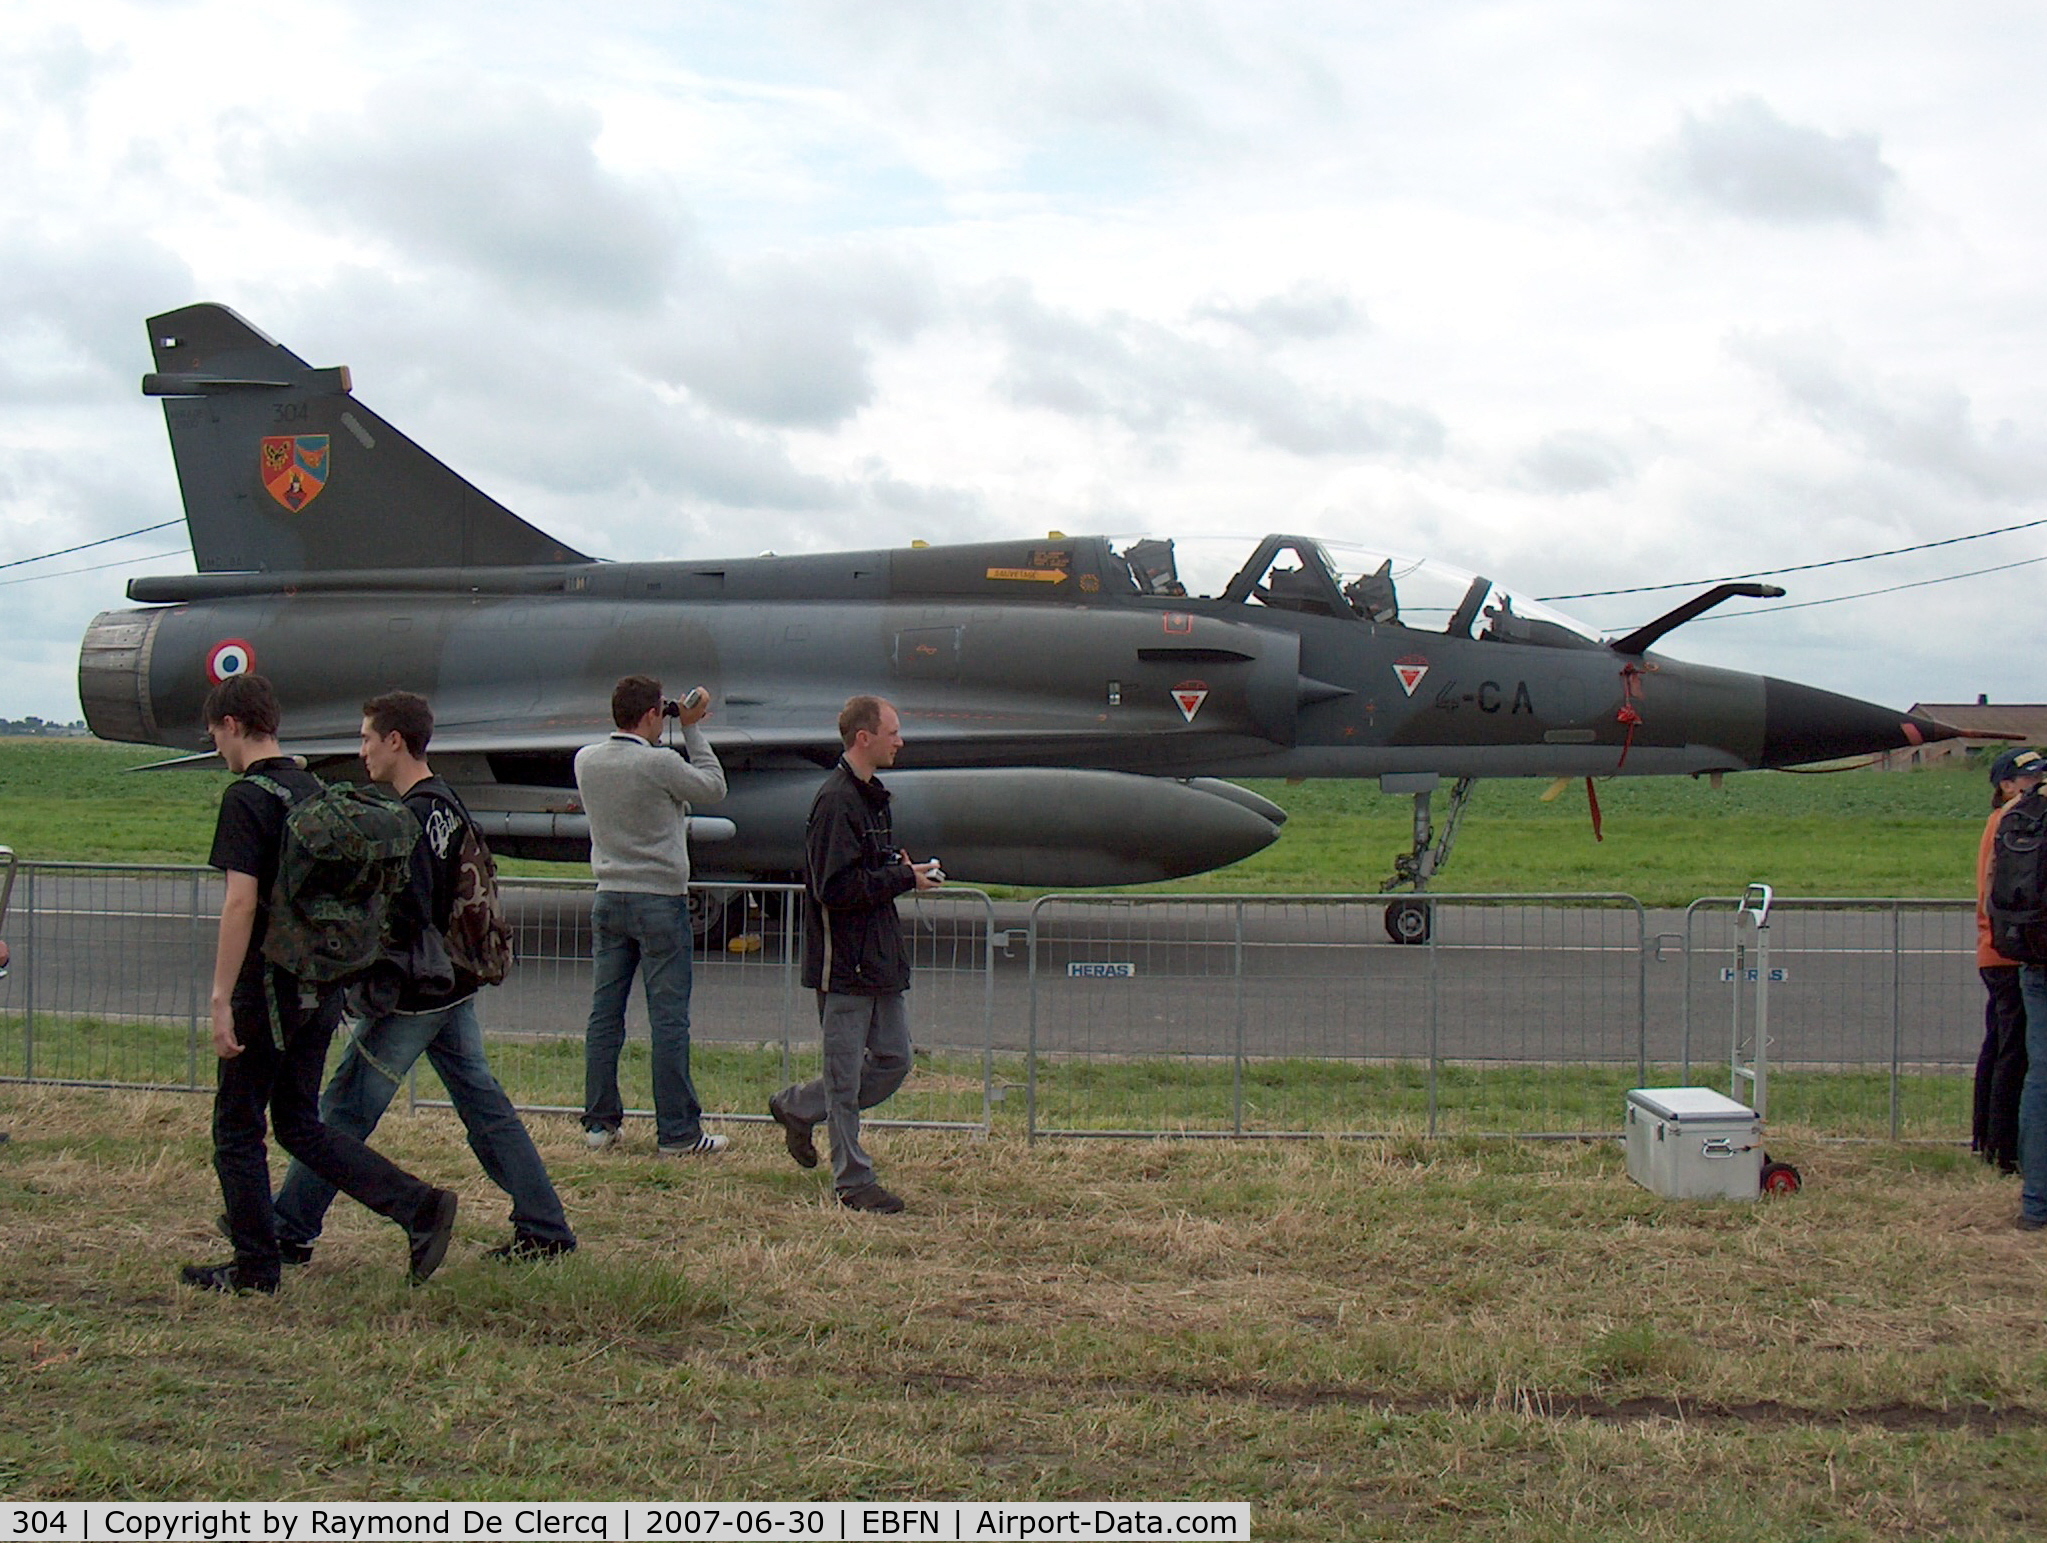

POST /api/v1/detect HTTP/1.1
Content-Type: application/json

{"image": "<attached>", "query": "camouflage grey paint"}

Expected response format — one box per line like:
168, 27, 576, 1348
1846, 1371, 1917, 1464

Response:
79, 304, 1958, 887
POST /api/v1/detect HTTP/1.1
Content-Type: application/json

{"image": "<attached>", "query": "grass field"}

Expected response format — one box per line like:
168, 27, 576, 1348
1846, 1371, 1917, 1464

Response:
1, 1086, 2043, 1535
4, 740, 2034, 1532
0, 738, 2001, 904
1150, 766, 1991, 905
0, 1014, 1978, 1145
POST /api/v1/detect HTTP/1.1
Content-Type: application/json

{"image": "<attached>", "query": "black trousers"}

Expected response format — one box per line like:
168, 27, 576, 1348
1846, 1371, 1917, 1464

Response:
212, 971, 437, 1279
1974, 965, 2029, 1173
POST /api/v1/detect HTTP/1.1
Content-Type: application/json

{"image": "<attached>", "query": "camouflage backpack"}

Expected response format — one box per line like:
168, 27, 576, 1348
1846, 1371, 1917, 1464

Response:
246, 774, 420, 986
419, 785, 514, 986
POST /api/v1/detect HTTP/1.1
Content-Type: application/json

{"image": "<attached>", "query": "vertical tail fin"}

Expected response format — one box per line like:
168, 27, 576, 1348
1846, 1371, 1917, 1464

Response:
144, 304, 589, 573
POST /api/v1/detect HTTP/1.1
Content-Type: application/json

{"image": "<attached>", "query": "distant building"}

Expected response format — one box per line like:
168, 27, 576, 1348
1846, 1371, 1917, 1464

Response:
1878, 702, 2047, 770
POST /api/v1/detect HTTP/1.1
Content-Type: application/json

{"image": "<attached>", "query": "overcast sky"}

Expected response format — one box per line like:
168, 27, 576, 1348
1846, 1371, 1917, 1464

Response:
4, 0, 2044, 722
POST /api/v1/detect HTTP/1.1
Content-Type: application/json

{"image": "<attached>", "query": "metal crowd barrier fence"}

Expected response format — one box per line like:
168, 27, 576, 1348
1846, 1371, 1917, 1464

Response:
0, 860, 1986, 1144
0, 864, 996, 1135
1680, 897, 1978, 1141
1023, 892, 1652, 1139
0, 862, 214, 1091
421, 880, 997, 1135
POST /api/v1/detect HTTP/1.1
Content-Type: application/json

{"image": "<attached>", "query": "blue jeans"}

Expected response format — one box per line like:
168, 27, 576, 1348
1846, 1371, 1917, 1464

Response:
273, 998, 574, 1248
2021, 966, 2047, 1224
584, 890, 704, 1146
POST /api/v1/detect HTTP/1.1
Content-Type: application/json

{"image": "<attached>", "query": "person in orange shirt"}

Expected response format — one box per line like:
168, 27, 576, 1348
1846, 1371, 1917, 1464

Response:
1977, 748, 2046, 1173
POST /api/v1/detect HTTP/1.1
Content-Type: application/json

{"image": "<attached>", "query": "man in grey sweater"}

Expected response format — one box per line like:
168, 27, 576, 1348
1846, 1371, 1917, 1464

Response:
575, 674, 729, 1155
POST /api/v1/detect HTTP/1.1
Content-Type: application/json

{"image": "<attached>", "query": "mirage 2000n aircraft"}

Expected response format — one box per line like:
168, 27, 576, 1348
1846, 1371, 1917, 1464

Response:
80, 304, 1962, 940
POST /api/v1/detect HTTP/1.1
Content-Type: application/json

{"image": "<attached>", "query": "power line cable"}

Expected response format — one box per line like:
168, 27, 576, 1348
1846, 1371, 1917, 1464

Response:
1622, 549, 2047, 627
0, 549, 191, 588
0, 520, 184, 573
1538, 515, 2047, 601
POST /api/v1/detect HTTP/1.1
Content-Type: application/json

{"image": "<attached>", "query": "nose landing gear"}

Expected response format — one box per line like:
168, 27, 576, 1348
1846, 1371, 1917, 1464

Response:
1379, 775, 1475, 945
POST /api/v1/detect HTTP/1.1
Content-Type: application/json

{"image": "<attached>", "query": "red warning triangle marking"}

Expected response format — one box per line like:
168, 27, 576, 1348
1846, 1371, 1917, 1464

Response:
1173, 688, 1209, 722
1394, 662, 1429, 697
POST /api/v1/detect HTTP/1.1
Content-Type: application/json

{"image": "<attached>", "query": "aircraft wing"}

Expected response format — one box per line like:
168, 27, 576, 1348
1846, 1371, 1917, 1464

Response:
267, 715, 1261, 768
259, 722, 845, 762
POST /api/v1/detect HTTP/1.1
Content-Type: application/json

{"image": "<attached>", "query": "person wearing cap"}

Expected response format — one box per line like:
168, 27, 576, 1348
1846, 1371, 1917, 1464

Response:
2007, 748, 2047, 1234
1975, 748, 2045, 1174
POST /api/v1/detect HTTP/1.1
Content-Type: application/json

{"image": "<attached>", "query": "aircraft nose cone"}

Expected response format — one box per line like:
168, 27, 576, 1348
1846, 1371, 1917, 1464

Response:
1759, 677, 1958, 767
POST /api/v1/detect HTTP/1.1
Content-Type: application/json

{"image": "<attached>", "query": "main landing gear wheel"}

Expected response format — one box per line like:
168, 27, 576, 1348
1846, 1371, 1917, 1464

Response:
1384, 897, 1433, 945
687, 889, 744, 945
1760, 1159, 1802, 1195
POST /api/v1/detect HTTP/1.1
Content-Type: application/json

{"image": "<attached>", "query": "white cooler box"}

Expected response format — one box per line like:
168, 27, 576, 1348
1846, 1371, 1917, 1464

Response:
1624, 1087, 1762, 1201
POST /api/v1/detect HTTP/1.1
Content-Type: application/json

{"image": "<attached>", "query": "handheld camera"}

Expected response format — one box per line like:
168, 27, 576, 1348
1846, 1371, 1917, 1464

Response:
662, 687, 710, 717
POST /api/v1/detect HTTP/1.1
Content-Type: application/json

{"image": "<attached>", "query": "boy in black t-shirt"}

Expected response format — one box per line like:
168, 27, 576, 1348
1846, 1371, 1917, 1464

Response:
186, 673, 458, 1294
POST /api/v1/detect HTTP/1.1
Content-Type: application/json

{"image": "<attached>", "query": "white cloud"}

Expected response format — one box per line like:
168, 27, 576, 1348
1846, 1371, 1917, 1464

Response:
1193, 282, 1366, 344
251, 75, 690, 309
1649, 95, 1898, 228
0, 230, 193, 403
1728, 327, 2047, 498
788, 0, 1347, 187
980, 281, 1441, 458
1514, 431, 1636, 496
636, 247, 942, 428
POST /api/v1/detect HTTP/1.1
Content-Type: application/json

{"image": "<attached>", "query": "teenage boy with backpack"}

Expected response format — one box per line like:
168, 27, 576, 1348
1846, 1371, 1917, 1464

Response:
271, 691, 577, 1264
186, 673, 458, 1294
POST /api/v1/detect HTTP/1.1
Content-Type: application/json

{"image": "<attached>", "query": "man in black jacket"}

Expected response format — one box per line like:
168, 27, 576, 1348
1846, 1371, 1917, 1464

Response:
769, 696, 942, 1212
271, 691, 576, 1263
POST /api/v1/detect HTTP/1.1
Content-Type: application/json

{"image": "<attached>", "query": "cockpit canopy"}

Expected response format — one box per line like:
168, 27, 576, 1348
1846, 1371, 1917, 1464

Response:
1113, 534, 1605, 651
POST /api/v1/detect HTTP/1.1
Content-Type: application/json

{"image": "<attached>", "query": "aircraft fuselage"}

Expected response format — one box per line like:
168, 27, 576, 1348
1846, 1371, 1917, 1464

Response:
79, 304, 1956, 888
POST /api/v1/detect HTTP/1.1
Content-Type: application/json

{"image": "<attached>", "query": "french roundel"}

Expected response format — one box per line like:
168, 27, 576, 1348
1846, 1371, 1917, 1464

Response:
205, 639, 255, 684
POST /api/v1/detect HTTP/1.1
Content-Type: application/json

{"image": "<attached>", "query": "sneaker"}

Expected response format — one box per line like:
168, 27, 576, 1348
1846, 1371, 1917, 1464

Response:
406, 1188, 460, 1284
768, 1093, 819, 1169
483, 1233, 578, 1263
585, 1126, 621, 1152
658, 1133, 730, 1157
216, 1213, 312, 1267
179, 1260, 279, 1295
838, 1182, 905, 1214
2017, 1212, 2047, 1233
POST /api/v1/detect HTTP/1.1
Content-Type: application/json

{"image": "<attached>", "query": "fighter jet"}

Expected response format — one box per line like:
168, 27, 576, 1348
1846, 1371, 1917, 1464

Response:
81, 304, 1960, 940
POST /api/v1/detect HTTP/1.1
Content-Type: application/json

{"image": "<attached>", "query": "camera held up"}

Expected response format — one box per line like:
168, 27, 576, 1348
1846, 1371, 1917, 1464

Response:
661, 687, 709, 719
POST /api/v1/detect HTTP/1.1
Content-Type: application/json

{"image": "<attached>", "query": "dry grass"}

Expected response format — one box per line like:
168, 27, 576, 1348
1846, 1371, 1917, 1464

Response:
2, 1084, 2045, 1539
